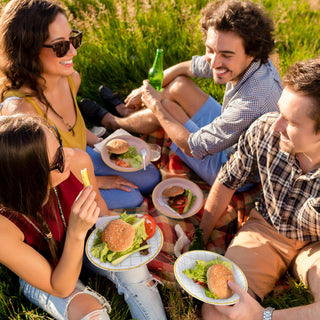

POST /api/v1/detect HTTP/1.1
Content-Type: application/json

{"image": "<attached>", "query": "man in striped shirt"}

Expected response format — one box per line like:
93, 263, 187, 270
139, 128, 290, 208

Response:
201, 58, 320, 320
100, 0, 282, 185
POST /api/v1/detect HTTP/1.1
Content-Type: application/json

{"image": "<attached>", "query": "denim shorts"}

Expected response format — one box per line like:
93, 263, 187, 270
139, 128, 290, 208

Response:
19, 278, 111, 320
170, 96, 227, 185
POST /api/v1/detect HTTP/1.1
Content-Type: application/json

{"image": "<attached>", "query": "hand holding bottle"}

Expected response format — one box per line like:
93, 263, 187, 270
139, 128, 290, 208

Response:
141, 80, 163, 113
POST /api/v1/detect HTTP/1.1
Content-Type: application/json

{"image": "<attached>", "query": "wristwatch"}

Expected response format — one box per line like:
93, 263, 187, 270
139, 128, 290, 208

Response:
263, 307, 275, 320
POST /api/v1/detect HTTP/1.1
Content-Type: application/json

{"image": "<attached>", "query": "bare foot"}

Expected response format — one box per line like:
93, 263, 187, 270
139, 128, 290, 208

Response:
115, 103, 136, 117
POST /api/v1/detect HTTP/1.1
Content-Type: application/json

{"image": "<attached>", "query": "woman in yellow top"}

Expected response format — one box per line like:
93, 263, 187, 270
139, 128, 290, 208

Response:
0, 0, 161, 210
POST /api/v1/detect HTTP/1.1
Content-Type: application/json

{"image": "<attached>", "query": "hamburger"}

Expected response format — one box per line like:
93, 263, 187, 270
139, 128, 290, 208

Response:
106, 138, 129, 154
207, 263, 235, 299
162, 185, 196, 214
91, 212, 152, 266
102, 219, 135, 252
106, 138, 143, 168
183, 257, 235, 299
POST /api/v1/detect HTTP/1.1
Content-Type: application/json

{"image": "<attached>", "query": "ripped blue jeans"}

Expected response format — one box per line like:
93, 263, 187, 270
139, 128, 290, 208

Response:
19, 278, 111, 320
84, 255, 168, 320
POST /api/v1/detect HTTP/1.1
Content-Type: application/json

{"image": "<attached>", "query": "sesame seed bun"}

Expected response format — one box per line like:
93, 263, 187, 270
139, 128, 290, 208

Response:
102, 219, 135, 252
162, 185, 184, 198
106, 138, 129, 154
207, 264, 234, 299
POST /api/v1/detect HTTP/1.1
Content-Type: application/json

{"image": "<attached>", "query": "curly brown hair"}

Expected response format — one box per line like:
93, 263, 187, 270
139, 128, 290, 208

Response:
0, 0, 66, 110
200, 0, 275, 63
283, 58, 320, 133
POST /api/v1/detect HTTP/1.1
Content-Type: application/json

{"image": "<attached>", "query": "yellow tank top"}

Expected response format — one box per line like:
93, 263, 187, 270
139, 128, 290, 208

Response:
3, 76, 87, 150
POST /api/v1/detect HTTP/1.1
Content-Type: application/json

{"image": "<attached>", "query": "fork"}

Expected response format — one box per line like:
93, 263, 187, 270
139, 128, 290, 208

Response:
158, 196, 182, 219
141, 148, 147, 170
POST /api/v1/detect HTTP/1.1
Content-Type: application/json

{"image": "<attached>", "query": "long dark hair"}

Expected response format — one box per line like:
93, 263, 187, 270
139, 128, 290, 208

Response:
0, 114, 58, 261
0, 0, 66, 110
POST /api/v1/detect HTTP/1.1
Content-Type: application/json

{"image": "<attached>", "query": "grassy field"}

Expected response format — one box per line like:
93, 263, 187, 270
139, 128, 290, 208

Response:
0, 0, 320, 319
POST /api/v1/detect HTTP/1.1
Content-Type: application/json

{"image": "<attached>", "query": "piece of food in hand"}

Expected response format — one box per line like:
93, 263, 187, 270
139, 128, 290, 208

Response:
207, 264, 235, 299
80, 168, 91, 187
102, 219, 135, 252
183, 257, 234, 299
106, 138, 130, 154
106, 138, 143, 168
162, 185, 196, 214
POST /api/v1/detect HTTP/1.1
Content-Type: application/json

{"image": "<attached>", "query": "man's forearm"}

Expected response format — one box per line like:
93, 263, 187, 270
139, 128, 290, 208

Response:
200, 180, 235, 244
272, 303, 320, 320
155, 105, 192, 155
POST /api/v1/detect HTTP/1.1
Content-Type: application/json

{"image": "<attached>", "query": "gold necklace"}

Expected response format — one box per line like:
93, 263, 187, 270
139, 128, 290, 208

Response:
23, 187, 67, 242
53, 187, 67, 229
23, 215, 53, 242
49, 106, 74, 131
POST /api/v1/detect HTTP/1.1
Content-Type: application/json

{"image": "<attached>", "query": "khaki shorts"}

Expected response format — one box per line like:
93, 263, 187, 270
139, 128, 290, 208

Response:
225, 209, 320, 300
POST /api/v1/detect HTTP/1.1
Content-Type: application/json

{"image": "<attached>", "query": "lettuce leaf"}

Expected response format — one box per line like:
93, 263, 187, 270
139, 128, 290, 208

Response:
120, 146, 143, 168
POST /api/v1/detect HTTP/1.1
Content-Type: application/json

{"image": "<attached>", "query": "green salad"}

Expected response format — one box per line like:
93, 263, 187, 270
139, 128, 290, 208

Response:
120, 146, 143, 168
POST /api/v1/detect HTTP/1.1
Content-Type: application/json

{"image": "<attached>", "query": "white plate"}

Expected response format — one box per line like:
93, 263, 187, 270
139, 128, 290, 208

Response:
101, 135, 151, 172
174, 250, 247, 305
152, 177, 204, 219
85, 215, 163, 271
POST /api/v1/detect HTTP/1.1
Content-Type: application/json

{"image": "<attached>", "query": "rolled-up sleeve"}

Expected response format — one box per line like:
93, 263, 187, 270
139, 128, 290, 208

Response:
191, 55, 213, 78
188, 95, 260, 159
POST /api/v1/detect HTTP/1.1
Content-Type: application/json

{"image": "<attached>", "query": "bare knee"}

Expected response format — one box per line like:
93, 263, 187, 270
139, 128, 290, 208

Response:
307, 262, 320, 301
163, 75, 192, 100
67, 293, 106, 320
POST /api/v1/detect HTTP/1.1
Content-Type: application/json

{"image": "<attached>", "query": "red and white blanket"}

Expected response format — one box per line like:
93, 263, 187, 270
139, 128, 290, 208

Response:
108, 129, 261, 284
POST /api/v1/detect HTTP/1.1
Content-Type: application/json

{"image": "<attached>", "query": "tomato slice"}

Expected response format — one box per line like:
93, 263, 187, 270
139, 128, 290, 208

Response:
142, 214, 157, 239
115, 158, 130, 168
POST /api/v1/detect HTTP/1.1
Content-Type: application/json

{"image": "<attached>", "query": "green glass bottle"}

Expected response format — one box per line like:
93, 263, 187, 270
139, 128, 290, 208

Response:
148, 48, 164, 91
188, 226, 205, 251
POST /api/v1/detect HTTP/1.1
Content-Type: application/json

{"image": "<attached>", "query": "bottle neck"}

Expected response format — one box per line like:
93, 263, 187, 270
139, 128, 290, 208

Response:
152, 50, 163, 69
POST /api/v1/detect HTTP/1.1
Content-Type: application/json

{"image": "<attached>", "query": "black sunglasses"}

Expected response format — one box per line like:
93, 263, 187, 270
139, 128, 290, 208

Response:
49, 126, 65, 173
43, 30, 82, 58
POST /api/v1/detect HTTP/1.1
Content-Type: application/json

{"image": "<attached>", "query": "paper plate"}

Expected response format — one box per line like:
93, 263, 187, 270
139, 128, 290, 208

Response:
152, 177, 204, 219
174, 250, 247, 305
85, 215, 163, 271
101, 135, 151, 172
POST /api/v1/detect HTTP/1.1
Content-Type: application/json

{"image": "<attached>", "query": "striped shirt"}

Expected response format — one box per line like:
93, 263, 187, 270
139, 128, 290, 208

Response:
189, 55, 282, 160
218, 112, 320, 241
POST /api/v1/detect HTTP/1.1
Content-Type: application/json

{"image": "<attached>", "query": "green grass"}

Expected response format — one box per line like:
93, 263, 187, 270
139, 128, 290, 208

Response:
1, 0, 320, 318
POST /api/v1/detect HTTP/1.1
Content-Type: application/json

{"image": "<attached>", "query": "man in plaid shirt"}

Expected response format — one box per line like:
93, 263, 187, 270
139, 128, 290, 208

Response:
201, 58, 320, 320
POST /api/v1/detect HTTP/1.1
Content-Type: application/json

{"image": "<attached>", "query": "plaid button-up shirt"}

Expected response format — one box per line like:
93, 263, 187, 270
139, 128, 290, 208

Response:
218, 112, 320, 241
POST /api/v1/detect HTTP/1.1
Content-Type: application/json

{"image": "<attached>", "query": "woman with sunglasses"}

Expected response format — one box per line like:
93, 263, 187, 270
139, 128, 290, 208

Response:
0, 114, 167, 320
0, 0, 161, 210
0, 114, 113, 319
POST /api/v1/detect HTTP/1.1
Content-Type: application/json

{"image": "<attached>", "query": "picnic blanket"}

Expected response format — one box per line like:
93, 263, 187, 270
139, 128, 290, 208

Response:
108, 128, 261, 284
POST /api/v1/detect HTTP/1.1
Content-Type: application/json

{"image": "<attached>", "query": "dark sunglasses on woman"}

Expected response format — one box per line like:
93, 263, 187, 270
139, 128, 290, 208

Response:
43, 30, 82, 58
49, 126, 65, 173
